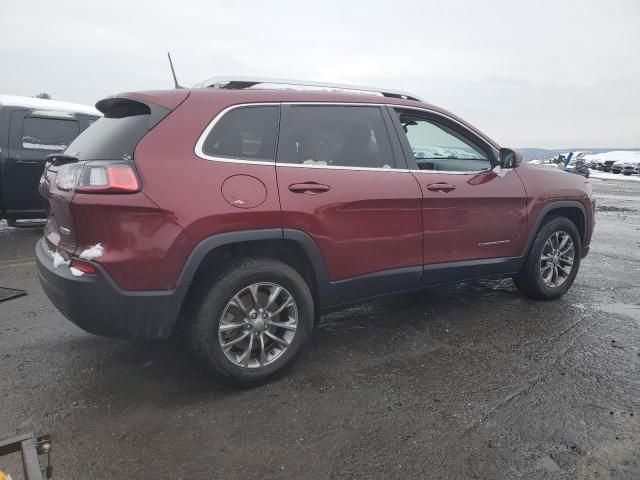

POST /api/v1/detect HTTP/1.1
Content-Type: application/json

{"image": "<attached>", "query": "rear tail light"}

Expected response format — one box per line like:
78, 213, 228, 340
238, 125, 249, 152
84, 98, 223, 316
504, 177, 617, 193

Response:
56, 162, 140, 193
69, 259, 97, 276
77, 164, 140, 193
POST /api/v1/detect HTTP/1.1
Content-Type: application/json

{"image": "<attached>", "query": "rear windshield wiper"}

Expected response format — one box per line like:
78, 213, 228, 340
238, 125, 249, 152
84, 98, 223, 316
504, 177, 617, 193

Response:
45, 153, 79, 166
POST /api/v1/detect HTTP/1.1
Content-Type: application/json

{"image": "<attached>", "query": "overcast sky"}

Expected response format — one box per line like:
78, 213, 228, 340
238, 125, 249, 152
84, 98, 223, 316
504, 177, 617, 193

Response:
1, 0, 638, 148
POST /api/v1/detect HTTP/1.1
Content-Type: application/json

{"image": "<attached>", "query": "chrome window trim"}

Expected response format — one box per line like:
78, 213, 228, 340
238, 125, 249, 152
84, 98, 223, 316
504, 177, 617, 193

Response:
194, 102, 496, 174
409, 168, 494, 175
194, 103, 279, 166
278, 163, 408, 173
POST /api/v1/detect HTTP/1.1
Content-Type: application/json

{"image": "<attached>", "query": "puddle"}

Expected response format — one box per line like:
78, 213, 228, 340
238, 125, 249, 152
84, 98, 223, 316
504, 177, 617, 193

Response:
597, 303, 640, 321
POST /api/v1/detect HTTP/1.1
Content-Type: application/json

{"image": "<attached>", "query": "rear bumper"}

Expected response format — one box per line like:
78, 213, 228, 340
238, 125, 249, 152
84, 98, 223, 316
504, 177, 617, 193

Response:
36, 238, 187, 340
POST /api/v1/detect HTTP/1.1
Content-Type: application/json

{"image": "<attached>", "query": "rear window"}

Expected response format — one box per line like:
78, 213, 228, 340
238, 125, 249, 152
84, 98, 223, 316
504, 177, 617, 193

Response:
64, 98, 169, 161
22, 117, 79, 151
201, 106, 279, 161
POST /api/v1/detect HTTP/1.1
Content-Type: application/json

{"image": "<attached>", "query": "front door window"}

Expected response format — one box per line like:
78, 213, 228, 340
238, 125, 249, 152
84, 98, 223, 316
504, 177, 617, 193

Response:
397, 111, 491, 172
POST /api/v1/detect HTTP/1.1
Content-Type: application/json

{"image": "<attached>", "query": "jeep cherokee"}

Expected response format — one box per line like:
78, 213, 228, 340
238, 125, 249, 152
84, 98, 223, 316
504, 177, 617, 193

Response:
36, 79, 595, 386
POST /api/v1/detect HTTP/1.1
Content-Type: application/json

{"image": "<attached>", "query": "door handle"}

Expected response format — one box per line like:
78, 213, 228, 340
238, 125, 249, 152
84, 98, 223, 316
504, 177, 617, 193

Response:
426, 182, 456, 192
17, 159, 42, 166
288, 182, 331, 194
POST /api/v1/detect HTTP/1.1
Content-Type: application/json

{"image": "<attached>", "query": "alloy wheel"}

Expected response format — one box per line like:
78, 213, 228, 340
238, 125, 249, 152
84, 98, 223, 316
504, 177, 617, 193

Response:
218, 282, 298, 369
539, 231, 575, 288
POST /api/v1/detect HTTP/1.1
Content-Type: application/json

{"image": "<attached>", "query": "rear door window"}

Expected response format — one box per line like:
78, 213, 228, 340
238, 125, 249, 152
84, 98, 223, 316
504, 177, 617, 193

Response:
22, 116, 79, 151
278, 105, 395, 169
201, 106, 279, 161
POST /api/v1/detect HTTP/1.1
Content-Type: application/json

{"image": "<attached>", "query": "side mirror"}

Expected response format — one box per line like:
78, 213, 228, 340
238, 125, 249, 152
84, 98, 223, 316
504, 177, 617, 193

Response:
499, 148, 523, 169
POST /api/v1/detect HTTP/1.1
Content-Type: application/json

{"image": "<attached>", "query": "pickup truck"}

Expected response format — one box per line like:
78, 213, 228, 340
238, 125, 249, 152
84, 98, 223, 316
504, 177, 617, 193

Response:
0, 95, 100, 226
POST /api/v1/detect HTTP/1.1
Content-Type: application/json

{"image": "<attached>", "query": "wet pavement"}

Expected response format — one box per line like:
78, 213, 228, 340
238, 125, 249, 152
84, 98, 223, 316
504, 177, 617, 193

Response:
1, 177, 639, 479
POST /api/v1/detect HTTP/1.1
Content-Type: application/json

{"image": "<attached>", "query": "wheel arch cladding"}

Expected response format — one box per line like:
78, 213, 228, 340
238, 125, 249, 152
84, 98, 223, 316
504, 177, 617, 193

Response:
174, 229, 331, 326
525, 201, 587, 257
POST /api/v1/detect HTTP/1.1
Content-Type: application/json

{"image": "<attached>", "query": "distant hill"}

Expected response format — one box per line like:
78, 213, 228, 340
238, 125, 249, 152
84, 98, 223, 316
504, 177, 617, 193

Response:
519, 148, 640, 161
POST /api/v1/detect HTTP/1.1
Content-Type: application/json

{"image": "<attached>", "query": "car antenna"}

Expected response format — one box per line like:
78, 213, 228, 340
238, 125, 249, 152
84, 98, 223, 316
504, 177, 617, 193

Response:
167, 52, 183, 89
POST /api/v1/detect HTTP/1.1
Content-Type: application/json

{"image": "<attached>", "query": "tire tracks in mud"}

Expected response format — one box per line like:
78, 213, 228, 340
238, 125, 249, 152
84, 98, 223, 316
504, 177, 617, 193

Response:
462, 312, 597, 433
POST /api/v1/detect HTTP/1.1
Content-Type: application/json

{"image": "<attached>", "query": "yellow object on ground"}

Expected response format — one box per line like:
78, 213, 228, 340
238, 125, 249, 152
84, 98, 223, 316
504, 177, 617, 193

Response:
0, 470, 13, 480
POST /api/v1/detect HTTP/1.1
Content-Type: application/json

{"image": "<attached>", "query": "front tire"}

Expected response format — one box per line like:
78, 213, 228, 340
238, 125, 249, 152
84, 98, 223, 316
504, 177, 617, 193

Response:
514, 216, 581, 300
188, 258, 314, 387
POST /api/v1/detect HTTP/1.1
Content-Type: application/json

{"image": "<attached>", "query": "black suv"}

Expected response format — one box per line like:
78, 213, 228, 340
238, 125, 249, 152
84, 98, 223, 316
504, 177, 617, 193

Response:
0, 95, 99, 226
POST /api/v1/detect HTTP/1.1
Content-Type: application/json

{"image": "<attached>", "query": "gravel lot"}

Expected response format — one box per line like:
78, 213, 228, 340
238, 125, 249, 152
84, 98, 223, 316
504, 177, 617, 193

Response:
1, 177, 639, 479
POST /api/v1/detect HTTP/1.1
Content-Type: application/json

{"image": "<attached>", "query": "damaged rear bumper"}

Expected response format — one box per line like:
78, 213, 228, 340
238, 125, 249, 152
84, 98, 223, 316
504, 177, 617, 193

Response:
36, 238, 187, 340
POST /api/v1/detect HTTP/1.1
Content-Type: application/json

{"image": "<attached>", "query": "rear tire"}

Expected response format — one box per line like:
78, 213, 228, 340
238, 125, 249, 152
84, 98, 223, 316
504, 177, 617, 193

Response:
188, 258, 314, 387
514, 216, 581, 300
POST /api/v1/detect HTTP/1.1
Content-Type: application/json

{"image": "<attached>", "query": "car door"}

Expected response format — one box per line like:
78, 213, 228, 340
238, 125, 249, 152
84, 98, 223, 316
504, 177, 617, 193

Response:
276, 104, 423, 303
388, 106, 528, 278
4, 110, 79, 215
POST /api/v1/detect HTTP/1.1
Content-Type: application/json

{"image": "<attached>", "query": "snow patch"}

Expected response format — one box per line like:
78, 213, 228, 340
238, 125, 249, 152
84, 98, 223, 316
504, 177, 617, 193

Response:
22, 141, 68, 151
302, 159, 328, 166
79, 243, 104, 260
52, 251, 69, 269
30, 109, 76, 119
492, 165, 511, 178
590, 171, 640, 182
414, 146, 485, 160
0, 94, 101, 116
69, 267, 85, 277
585, 150, 640, 162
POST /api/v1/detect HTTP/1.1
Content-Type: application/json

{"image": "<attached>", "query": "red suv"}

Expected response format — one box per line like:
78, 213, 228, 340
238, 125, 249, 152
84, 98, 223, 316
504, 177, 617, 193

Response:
36, 79, 595, 386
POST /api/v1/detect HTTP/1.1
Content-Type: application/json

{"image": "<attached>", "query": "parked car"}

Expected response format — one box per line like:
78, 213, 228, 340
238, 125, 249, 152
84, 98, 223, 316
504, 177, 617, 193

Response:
611, 161, 625, 174
586, 158, 599, 169
0, 95, 100, 226
596, 159, 616, 172
36, 79, 596, 386
611, 161, 640, 175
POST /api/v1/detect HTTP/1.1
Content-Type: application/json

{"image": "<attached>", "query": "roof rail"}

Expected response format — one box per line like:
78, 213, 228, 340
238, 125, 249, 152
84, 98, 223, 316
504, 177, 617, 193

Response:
193, 76, 423, 102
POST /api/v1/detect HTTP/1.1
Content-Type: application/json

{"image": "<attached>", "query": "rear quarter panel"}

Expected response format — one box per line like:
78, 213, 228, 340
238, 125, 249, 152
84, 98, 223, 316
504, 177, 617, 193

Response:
131, 90, 282, 288
70, 192, 191, 290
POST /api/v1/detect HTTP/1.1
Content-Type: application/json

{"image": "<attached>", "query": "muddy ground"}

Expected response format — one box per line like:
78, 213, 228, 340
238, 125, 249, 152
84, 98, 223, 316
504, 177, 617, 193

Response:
1, 177, 638, 479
